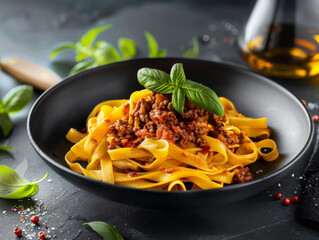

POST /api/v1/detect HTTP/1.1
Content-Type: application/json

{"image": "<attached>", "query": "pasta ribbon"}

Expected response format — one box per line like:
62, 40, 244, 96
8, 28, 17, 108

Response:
66, 128, 87, 144
201, 135, 228, 165
64, 90, 279, 191
138, 138, 169, 159
254, 139, 279, 161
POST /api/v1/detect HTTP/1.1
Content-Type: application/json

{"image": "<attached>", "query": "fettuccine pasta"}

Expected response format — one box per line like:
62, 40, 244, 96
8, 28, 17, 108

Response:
65, 90, 279, 191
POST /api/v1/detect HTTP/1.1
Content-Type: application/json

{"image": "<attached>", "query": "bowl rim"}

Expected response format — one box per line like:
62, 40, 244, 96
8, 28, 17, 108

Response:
27, 57, 315, 196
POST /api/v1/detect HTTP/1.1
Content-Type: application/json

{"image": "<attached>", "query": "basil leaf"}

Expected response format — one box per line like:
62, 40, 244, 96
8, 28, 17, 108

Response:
170, 63, 186, 86
75, 52, 91, 62
183, 80, 224, 116
49, 42, 76, 60
172, 87, 185, 115
157, 48, 167, 57
144, 31, 159, 58
0, 100, 4, 112
93, 41, 121, 65
84, 221, 124, 240
0, 165, 48, 199
144, 31, 167, 58
0, 112, 12, 137
79, 24, 113, 48
75, 42, 91, 62
0, 145, 13, 151
118, 38, 137, 59
137, 68, 173, 94
144, 31, 166, 58
69, 60, 98, 76
183, 36, 199, 58
3, 85, 33, 114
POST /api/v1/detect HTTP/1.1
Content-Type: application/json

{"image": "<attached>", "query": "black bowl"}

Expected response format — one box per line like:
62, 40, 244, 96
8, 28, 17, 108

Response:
27, 58, 315, 208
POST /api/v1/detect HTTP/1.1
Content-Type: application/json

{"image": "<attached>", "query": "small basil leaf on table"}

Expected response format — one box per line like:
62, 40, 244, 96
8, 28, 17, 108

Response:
137, 68, 173, 94
170, 63, 186, 86
172, 87, 185, 115
183, 80, 224, 117
2, 85, 33, 114
84, 221, 124, 240
0, 145, 14, 151
118, 38, 137, 59
49, 41, 76, 60
0, 112, 12, 137
0, 165, 48, 199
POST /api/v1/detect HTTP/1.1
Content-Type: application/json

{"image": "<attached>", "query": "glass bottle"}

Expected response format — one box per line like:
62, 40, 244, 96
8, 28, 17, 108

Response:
238, 0, 319, 79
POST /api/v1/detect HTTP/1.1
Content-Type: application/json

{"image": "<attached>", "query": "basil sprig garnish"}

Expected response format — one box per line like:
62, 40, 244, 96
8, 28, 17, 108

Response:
137, 63, 224, 116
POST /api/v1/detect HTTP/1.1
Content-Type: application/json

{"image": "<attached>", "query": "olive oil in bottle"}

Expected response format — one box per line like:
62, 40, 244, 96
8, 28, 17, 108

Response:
239, 0, 319, 79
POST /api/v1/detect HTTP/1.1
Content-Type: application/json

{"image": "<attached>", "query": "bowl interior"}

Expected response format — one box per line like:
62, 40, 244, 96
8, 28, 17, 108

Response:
28, 58, 313, 207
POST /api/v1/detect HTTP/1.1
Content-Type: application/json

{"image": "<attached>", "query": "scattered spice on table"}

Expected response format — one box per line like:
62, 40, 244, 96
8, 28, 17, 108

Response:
275, 192, 282, 199
14, 227, 23, 236
290, 196, 300, 203
283, 198, 291, 206
1, 198, 58, 239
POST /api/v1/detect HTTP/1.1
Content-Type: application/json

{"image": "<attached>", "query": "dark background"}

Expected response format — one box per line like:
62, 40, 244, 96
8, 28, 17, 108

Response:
1, 0, 319, 239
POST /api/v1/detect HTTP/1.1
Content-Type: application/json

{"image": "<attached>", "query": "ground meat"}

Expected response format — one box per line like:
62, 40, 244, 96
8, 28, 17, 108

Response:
107, 92, 243, 148
233, 166, 253, 183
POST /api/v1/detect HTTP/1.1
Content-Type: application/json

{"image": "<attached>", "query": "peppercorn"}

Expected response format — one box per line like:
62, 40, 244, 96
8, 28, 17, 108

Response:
275, 192, 282, 199
290, 196, 300, 203
31, 215, 39, 224
14, 228, 22, 236
38, 231, 46, 239
283, 198, 290, 205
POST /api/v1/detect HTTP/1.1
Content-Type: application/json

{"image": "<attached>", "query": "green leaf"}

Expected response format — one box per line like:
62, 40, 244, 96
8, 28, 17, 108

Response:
172, 87, 185, 115
0, 165, 48, 199
75, 51, 91, 62
118, 38, 137, 59
144, 31, 166, 57
183, 36, 199, 58
49, 42, 76, 60
69, 60, 98, 76
0, 145, 13, 151
75, 42, 92, 62
145, 31, 159, 58
0, 112, 12, 137
84, 221, 124, 240
157, 48, 167, 57
79, 24, 113, 48
3, 85, 33, 114
137, 68, 173, 94
183, 80, 224, 116
93, 41, 121, 65
170, 63, 186, 86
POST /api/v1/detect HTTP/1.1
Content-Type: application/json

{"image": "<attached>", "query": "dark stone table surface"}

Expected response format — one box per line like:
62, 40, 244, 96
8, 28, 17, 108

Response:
1, 0, 319, 239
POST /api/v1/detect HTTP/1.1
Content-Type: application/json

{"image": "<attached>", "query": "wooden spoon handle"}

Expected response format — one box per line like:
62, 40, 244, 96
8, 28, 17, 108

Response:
1, 57, 62, 91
